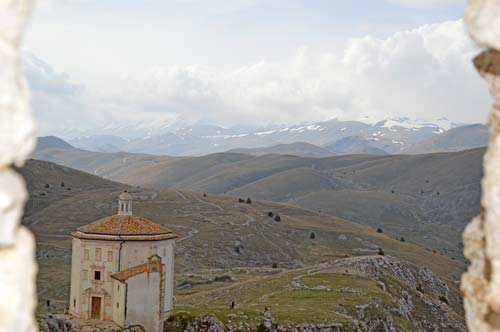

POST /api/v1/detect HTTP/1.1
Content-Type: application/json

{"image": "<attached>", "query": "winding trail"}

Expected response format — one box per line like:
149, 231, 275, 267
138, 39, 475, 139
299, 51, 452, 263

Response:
193, 195, 223, 211
172, 224, 199, 243
243, 215, 255, 226
176, 190, 189, 201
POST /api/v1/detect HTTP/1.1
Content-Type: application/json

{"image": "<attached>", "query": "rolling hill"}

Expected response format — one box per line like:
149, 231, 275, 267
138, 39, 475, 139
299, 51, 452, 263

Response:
324, 136, 389, 155
20, 159, 465, 330
228, 142, 334, 158
32, 136, 178, 179
33, 137, 484, 258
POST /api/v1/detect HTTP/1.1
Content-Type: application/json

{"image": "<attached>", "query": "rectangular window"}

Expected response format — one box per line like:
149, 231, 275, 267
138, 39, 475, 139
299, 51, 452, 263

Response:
107, 251, 113, 262
95, 248, 101, 261
84, 249, 89, 260
82, 270, 88, 280
94, 271, 101, 280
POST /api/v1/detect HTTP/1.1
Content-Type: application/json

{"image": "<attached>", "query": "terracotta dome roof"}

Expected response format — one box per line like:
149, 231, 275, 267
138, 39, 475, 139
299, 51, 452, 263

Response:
71, 215, 177, 241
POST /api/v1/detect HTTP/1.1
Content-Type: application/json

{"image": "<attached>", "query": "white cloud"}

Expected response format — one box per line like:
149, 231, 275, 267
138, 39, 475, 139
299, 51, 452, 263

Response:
386, 0, 463, 8
26, 19, 490, 133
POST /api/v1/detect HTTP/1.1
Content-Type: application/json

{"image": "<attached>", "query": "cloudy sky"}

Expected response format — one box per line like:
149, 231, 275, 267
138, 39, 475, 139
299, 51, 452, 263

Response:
24, 0, 490, 134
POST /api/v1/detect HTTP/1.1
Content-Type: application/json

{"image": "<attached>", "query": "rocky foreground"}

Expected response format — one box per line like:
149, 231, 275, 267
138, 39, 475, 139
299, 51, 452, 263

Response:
39, 255, 465, 332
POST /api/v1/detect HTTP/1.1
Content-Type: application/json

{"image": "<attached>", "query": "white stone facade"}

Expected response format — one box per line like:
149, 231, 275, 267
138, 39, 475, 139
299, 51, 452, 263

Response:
69, 193, 177, 332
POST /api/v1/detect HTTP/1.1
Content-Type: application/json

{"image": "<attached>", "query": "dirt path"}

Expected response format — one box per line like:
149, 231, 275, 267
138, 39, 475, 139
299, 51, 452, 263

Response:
173, 224, 200, 243
176, 190, 189, 201
193, 195, 224, 211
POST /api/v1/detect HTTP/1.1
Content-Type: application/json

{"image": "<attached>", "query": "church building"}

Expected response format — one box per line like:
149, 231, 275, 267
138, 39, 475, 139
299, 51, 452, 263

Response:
69, 191, 177, 332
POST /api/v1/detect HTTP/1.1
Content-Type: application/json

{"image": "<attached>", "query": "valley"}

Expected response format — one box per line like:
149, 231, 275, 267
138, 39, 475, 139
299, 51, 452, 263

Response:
33, 137, 484, 258
21, 159, 466, 331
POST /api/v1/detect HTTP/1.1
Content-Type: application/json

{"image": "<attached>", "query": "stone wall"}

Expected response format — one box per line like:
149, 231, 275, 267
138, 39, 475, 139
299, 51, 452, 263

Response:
0, 1, 38, 332
462, 1, 500, 331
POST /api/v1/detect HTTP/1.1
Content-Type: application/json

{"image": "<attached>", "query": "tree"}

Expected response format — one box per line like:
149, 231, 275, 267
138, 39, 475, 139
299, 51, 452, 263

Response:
246, 197, 252, 204
60, 181, 65, 187
267, 211, 274, 218
203, 193, 207, 197
310, 232, 316, 239
274, 215, 281, 222
272, 263, 278, 269
238, 198, 245, 203
376, 228, 383, 233
378, 248, 385, 256
400, 237, 405, 242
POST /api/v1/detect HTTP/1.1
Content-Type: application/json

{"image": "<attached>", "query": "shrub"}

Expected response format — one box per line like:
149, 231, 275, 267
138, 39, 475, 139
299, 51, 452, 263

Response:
238, 198, 245, 203
44, 183, 50, 189
378, 248, 385, 256
439, 295, 448, 304
400, 237, 405, 242
376, 228, 383, 233
267, 211, 274, 218
60, 181, 65, 187
272, 263, 278, 269
310, 232, 316, 239
246, 197, 252, 204
203, 193, 207, 197
274, 215, 281, 222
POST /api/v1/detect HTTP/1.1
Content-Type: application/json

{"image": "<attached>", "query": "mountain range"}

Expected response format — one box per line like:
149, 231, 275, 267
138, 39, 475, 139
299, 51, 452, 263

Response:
55, 117, 488, 156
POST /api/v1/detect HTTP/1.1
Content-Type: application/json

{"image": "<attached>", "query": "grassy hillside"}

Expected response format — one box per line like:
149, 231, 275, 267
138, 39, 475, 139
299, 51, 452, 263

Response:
174, 256, 465, 330
19, 160, 465, 324
34, 137, 483, 258
228, 142, 334, 158
33, 136, 177, 179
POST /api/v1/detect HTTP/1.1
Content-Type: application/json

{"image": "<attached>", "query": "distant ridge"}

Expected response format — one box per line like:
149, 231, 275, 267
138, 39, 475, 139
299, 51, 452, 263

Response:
403, 124, 488, 154
228, 142, 334, 158
36, 135, 74, 150
324, 136, 389, 155
52, 117, 481, 156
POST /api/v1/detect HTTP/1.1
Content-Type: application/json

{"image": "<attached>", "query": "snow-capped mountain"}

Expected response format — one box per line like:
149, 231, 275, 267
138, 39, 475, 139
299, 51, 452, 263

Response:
61, 117, 479, 156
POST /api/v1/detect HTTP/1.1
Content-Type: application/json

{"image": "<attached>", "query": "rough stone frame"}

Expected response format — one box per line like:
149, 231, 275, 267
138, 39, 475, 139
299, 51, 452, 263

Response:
462, 0, 500, 331
2, 0, 500, 331
0, 0, 38, 332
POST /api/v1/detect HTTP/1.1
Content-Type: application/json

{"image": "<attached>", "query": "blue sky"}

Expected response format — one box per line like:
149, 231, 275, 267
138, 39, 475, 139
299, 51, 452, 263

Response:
23, 0, 487, 133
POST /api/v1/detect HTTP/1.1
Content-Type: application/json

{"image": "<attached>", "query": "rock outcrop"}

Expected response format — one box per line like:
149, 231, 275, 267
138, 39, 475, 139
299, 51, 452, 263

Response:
0, 1, 38, 332
462, 1, 500, 332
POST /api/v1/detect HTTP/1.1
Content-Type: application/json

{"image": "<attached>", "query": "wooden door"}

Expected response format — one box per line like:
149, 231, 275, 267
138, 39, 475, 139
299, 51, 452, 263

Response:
91, 296, 101, 319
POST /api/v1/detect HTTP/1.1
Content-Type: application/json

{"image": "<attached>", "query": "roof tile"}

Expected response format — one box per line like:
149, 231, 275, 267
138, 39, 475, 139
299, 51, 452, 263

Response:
77, 215, 172, 236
